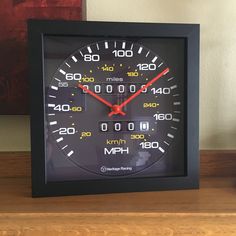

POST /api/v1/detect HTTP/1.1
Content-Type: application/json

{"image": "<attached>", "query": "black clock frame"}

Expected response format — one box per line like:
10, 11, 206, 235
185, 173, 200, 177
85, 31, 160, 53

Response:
28, 20, 199, 197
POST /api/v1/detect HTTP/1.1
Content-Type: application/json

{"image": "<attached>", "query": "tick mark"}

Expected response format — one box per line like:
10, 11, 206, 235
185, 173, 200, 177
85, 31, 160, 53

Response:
173, 118, 180, 122
105, 41, 108, 49
48, 104, 55, 107
56, 137, 63, 143
67, 150, 74, 157
171, 85, 177, 90
152, 56, 158, 63
59, 69, 66, 75
50, 121, 57, 126
51, 86, 58, 90
167, 133, 174, 139
138, 47, 143, 54
87, 46, 92, 53
122, 42, 126, 49
72, 56, 77, 62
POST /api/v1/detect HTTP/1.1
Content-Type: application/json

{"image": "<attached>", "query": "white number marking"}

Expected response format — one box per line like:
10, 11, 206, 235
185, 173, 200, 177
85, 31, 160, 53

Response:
118, 85, 125, 93
100, 123, 108, 132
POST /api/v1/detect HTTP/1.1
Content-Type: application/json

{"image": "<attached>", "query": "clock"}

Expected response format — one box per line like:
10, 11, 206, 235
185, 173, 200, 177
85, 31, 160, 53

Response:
28, 20, 199, 197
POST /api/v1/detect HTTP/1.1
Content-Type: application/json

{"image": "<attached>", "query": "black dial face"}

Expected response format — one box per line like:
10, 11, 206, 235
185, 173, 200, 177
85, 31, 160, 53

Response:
44, 36, 186, 181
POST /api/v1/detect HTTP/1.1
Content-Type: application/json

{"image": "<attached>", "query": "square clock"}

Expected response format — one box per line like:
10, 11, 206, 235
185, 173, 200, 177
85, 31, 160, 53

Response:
28, 20, 199, 197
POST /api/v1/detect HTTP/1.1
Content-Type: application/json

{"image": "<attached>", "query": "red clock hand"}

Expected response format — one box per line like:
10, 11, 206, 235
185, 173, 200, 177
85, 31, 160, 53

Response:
78, 84, 126, 115
109, 67, 169, 117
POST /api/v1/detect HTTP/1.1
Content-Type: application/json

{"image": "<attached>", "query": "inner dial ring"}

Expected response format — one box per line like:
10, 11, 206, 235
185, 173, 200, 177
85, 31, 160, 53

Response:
46, 40, 182, 176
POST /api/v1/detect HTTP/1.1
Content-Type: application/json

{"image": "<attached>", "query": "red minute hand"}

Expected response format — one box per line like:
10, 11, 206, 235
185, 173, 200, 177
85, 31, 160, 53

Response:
78, 84, 126, 115
108, 67, 169, 117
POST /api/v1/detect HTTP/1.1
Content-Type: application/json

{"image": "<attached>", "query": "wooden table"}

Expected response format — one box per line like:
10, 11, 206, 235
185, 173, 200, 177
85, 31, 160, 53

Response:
0, 151, 236, 235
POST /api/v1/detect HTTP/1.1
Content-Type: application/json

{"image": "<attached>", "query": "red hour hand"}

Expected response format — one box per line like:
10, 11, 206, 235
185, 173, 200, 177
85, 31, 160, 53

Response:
108, 67, 169, 117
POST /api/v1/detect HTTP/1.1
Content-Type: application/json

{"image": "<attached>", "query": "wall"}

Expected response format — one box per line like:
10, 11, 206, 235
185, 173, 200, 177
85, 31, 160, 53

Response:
0, 0, 236, 151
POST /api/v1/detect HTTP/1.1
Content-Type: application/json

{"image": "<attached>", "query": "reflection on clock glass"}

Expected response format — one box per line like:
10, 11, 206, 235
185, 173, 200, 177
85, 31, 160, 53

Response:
44, 36, 186, 182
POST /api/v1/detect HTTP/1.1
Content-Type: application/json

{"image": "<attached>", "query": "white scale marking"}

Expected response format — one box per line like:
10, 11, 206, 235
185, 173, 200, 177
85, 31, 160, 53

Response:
87, 46, 92, 53
59, 69, 66, 75
138, 47, 143, 54
174, 111, 181, 113
96, 43, 99, 50
49, 95, 56, 98
130, 43, 134, 50
51, 86, 58, 90
80, 51, 83, 57
171, 126, 177, 130
173, 102, 181, 105
50, 121, 57, 126
114, 41, 117, 48
122, 42, 126, 49
146, 51, 150, 57
48, 113, 55, 116
164, 141, 170, 146
159, 147, 165, 153
72, 56, 77, 62
105, 41, 108, 49
168, 77, 174, 81
171, 85, 177, 90
65, 62, 71, 68
173, 94, 180, 97
52, 129, 59, 133
152, 56, 158, 63
67, 150, 74, 157
54, 78, 60, 82
62, 145, 68, 150
173, 118, 180, 122
48, 104, 55, 108
56, 137, 63, 143
167, 133, 174, 139
158, 62, 163, 68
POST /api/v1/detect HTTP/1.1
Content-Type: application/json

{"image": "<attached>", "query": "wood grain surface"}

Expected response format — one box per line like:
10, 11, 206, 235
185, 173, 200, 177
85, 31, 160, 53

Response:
0, 177, 236, 214
0, 150, 235, 178
0, 177, 235, 235
0, 213, 236, 236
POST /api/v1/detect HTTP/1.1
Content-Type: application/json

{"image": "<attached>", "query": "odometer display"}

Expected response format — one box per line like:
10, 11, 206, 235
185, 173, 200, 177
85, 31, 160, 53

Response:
44, 37, 185, 181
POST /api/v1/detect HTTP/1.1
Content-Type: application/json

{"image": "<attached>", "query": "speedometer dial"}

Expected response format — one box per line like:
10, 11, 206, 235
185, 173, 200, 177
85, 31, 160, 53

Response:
46, 39, 183, 176
29, 20, 200, 197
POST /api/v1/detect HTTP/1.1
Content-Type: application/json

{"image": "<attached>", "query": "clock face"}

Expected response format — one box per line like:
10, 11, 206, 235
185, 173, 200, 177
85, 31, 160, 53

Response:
44, 36, 185, 181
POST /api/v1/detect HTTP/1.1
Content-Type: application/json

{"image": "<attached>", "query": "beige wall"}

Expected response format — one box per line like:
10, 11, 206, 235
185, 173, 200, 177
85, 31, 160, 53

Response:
0, 116, 30, 151
0, 0, 235, 151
